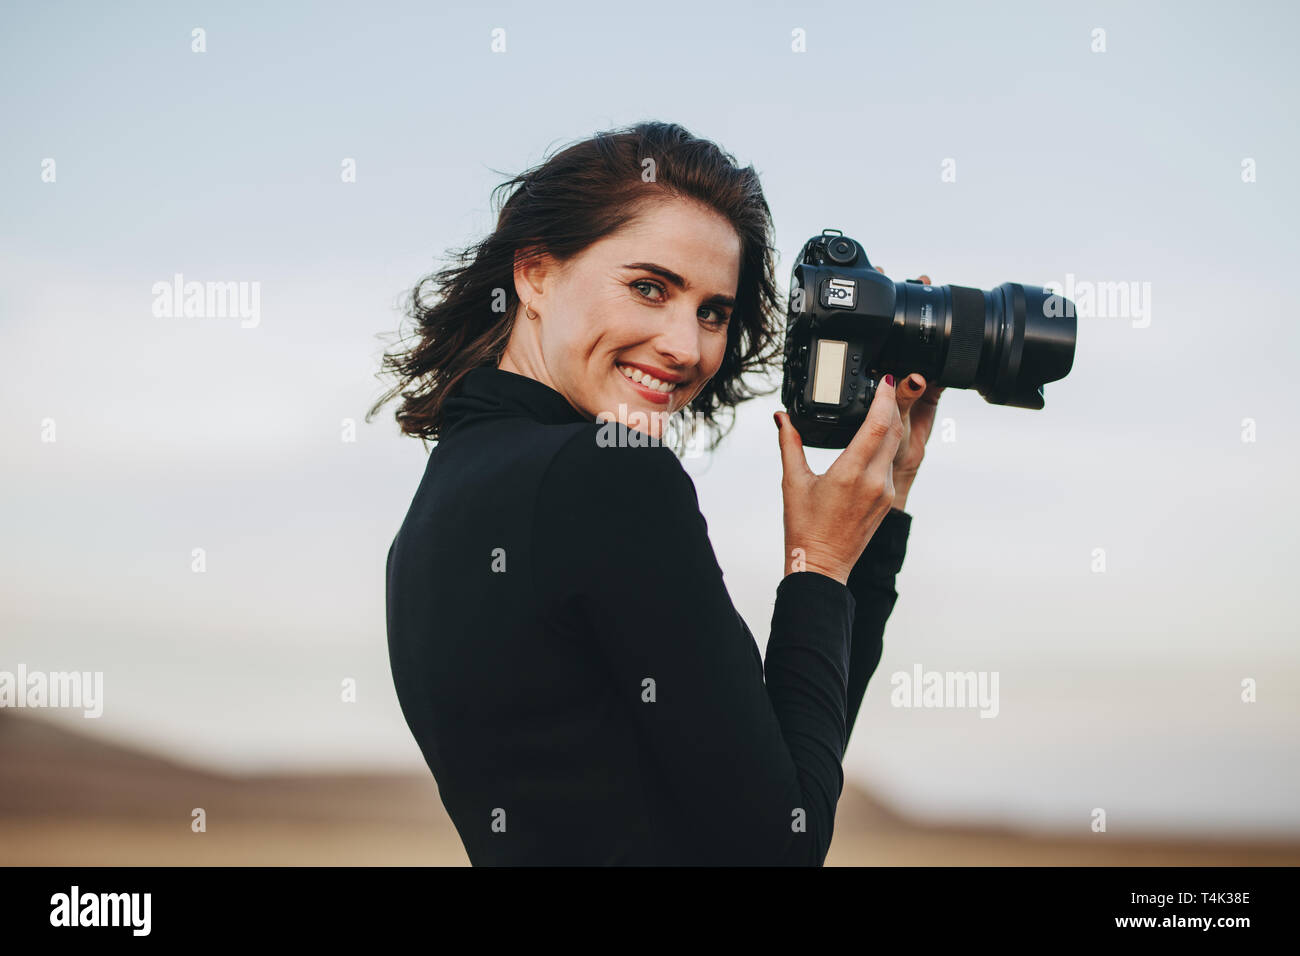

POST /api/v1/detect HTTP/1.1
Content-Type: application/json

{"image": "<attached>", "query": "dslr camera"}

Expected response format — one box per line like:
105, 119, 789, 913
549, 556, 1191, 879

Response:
781, 229, 1078, 447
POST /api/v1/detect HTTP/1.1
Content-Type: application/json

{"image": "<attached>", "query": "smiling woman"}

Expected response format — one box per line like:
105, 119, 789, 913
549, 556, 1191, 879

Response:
499, 196, 743, 438
372, 121, 922, 866
367, 121, 783, 453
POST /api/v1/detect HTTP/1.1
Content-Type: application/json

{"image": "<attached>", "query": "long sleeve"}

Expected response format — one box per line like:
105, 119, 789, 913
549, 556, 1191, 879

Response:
533, 430, 856, 866
844, 508, 911, 742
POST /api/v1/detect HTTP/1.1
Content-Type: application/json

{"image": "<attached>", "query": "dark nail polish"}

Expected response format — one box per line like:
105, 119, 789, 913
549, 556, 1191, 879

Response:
909, 377, 923, 391
773, 411, 781, 429
884, 374, 894, 387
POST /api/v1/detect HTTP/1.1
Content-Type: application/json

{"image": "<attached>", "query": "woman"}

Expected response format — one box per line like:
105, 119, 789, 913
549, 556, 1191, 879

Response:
372, 121, 943, 866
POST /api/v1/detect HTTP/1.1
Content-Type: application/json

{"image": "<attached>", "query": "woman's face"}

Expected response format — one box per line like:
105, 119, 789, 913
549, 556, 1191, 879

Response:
505, 197, 741, 438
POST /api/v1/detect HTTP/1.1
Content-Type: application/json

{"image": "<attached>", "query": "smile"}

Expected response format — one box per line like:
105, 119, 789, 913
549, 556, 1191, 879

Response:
616, 363, 679, 394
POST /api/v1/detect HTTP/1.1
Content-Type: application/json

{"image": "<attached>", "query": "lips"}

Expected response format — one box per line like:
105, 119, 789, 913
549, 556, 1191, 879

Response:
616, 362, 680, 391
616, 362, 681, 403
615, 363, 677, 405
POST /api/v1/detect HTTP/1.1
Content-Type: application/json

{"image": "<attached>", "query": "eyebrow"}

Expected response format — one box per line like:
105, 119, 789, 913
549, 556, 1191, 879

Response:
623, 262, 736, 309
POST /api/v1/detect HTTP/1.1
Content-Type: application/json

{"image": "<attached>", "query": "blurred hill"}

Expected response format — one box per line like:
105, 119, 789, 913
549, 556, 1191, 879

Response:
2, 711, 1296, 866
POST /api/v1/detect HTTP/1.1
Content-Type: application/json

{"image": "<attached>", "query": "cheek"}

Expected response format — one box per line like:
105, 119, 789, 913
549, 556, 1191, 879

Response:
541, 297, 604, 359
579, 292, 648, 356
705, 332, 730, 375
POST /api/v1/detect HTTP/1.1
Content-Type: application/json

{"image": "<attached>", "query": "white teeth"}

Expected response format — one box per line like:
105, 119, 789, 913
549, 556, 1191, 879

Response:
617, 363, 677, 392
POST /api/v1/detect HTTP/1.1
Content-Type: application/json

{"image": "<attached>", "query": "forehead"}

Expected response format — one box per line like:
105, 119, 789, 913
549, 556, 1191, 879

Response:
597, 198, 741, 286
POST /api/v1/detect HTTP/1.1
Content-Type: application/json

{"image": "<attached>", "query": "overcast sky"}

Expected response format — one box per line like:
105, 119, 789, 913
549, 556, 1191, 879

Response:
2, 0, 1297, 836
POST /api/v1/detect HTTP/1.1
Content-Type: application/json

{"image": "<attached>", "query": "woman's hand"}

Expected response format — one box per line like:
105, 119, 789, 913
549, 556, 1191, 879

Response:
876, 270, 944, 514
775, 377, 905, 586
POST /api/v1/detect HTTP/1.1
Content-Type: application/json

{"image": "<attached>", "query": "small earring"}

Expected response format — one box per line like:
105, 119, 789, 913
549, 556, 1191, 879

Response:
524, 303, 539, 320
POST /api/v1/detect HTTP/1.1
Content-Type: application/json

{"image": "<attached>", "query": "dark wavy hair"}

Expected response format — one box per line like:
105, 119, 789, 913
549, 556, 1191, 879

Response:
367, 120, 785, 454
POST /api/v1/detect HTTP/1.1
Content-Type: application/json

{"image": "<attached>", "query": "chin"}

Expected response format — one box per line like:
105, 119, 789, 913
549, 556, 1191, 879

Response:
601, 366, 682, 439
595, 394, 672, 442
625, 405, 671, 439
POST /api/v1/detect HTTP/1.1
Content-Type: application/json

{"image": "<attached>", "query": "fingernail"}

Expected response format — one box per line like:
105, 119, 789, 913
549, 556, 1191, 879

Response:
908, 377, 923, 391
773, 411, 781, 429
884, 374, 894, 387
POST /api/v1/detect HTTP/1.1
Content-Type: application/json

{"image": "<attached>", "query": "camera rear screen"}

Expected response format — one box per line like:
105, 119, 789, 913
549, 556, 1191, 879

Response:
812, 339, 847, 405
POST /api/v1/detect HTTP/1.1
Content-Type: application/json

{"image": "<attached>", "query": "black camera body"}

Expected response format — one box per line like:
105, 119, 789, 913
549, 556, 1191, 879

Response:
781, 229, 1078, 448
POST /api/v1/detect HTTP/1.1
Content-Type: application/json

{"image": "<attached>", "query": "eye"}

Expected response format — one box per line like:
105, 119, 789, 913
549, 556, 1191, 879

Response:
699, 305, 730, 328
631, 279, 729, 328
631, 279, 665, 301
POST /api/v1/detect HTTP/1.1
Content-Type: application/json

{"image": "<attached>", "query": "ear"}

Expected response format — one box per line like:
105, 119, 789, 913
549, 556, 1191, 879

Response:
513, 245, 557, 309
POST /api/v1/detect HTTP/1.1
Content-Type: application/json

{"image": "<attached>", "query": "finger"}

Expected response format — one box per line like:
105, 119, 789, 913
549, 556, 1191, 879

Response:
774, 411, 813, 483
914, 274, 931, 285
895, 373, 928, 421
909, 383, 943, 442
839, 374, 903, 472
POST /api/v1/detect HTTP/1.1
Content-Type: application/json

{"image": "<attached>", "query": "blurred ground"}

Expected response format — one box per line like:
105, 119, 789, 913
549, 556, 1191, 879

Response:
2, 711, 1296, 866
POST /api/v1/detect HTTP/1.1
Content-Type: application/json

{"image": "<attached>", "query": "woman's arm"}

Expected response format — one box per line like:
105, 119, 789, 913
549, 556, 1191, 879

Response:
534, 430, 863, 866
844, 507, 910, 741
838, 340, 940, 739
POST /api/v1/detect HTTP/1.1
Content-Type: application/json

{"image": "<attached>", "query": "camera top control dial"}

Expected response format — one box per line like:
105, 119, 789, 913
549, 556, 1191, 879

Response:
825, 235, 857, 265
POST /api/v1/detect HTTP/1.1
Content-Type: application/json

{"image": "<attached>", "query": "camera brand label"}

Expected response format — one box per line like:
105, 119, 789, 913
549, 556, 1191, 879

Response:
823, 277, 857, 309
920, 302, 935, 344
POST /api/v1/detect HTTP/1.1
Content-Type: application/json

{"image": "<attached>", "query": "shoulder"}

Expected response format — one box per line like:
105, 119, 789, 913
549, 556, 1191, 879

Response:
533, 421, 722, 599
535, 422, 709, 565
542, 421, 699, 510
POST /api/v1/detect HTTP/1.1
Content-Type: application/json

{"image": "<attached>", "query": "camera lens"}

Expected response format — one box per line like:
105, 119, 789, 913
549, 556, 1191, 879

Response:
897, 281, 1075, 409
825, 238, 856, 265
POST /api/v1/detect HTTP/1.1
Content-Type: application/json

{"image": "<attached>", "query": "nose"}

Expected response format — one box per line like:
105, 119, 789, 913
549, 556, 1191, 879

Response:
652, 304, 702, 371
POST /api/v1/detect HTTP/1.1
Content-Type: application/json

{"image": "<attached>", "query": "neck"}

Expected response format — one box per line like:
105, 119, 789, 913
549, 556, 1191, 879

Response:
497, 329, 557, 393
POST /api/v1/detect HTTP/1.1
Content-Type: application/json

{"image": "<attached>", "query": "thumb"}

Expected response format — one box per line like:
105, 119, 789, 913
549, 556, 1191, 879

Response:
774, 411, 812, 482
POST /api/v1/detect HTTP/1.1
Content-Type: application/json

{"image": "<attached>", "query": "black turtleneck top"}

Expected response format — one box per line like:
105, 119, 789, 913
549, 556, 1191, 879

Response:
385, 366, 910, 866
